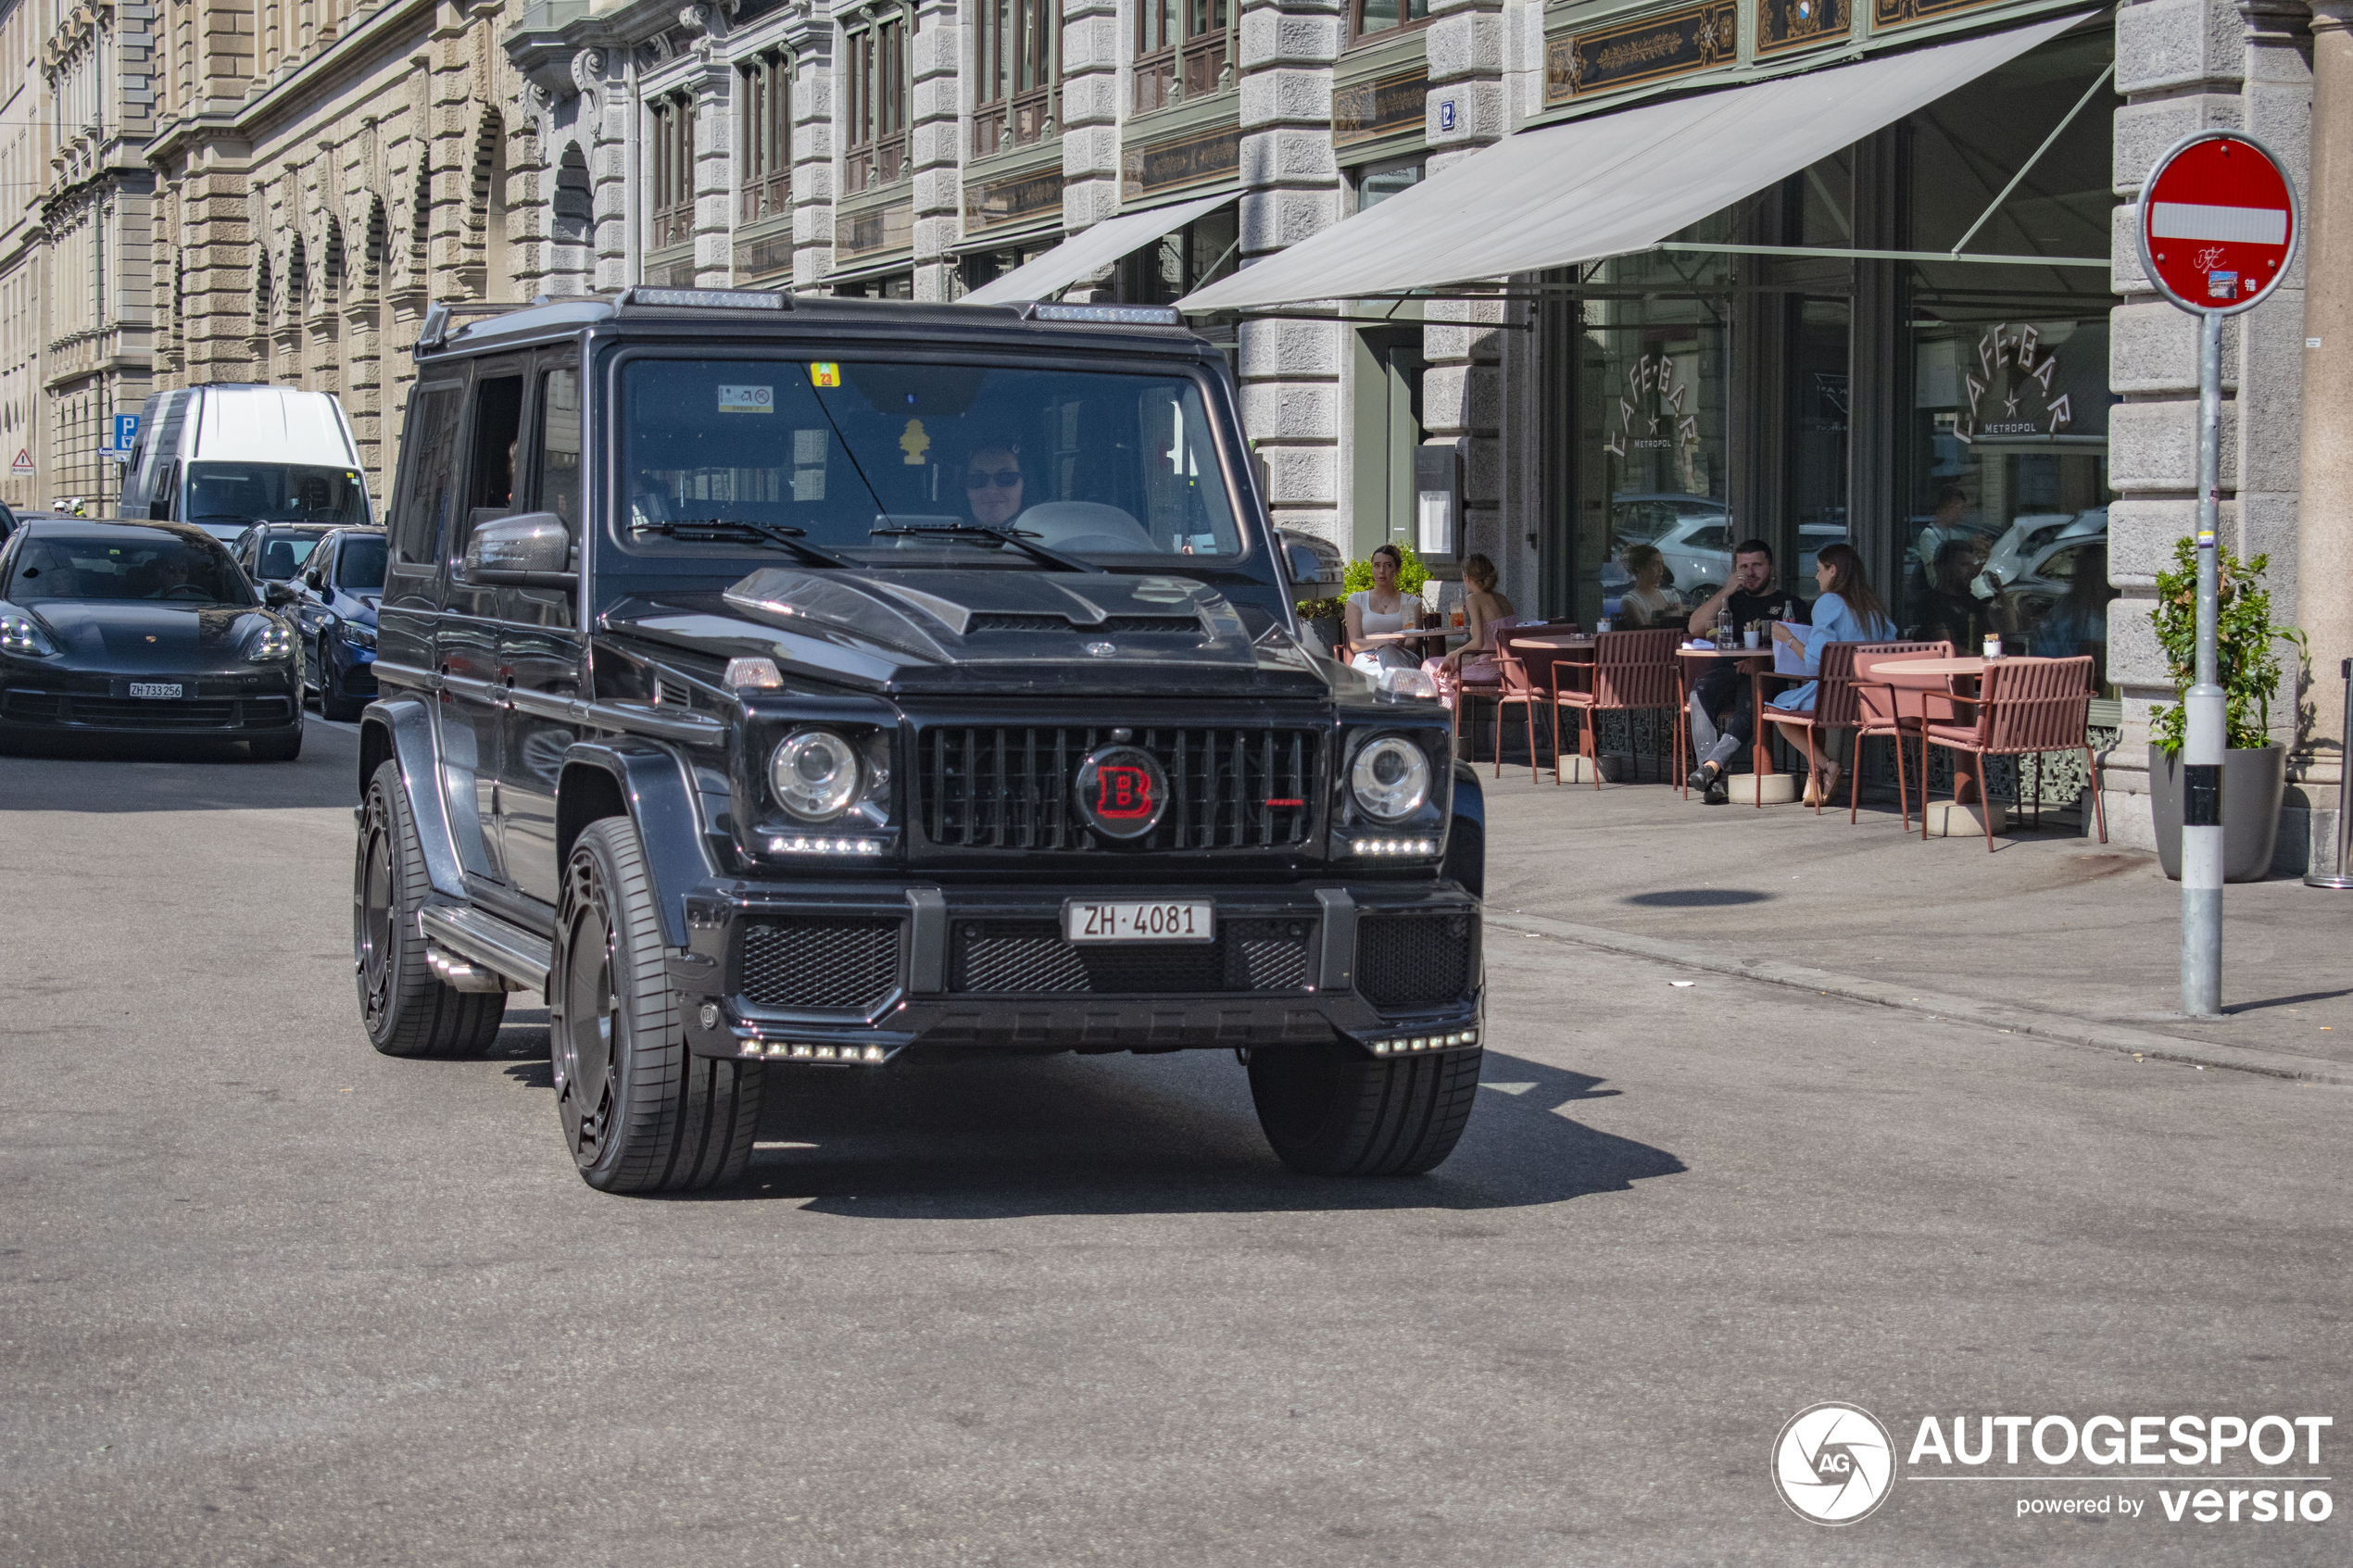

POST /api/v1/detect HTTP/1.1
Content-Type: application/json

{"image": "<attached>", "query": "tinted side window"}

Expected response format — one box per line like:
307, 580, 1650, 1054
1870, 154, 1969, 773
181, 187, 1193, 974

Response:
535, 365, 582, 530
394, 384, 465, 565
466, 375, 526, 515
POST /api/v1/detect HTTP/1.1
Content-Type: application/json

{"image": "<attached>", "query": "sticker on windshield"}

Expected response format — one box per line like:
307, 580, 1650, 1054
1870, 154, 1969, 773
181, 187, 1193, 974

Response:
717, 384, 774, 414
809, 362, 840, 388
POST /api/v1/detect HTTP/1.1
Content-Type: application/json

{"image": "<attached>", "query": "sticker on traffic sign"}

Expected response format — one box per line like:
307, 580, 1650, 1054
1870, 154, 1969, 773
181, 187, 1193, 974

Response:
8, 448, 30, 474
2137, 131, 2299, 316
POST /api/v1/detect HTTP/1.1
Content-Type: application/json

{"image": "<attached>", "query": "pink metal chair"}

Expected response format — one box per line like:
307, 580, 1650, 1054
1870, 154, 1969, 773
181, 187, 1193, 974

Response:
1759, 641, 1866, 815
1481, 641, 1551, 783
1844, 640, 1951, 827
1920, 656, 2109, 850
1452, 623, 1572, 763
1550, 628, 1679, 788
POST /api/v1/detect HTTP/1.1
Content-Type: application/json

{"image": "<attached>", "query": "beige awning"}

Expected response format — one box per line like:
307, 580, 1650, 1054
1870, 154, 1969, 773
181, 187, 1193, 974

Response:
963, 191, 1236, 306
1178, 12, 2085, 312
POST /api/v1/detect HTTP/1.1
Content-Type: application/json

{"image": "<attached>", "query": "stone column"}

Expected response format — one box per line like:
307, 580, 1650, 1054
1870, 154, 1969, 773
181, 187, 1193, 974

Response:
786, 19, 837, 289
1421, 0, 1505, 597
2103, 0, 2251, 850
1236, 0, 1343, 551
1059, 0, 1119, 234
2295, 0, 2353, 831
909, 0, 962, 301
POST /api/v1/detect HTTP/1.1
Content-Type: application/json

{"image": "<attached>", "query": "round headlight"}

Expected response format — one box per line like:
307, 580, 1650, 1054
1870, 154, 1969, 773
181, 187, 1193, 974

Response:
1350, 735, 1431, 822
768, 729, 862, 822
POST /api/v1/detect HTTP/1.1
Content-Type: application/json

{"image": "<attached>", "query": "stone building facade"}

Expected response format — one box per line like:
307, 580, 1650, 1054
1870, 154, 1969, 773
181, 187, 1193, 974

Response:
144, 0, 537, 503
42, 0, 2343, 864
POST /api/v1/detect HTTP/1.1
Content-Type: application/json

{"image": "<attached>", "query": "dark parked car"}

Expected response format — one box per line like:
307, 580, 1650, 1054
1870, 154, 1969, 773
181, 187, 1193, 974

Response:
0, 519, 305, 758
353, 289, 1485, 1195
285, 527, 386, 720
230, 521, 333, 590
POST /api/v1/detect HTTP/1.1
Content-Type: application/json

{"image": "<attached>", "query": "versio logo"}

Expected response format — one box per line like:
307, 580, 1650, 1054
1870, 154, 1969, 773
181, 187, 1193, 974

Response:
1775, 1403, 1899, 1524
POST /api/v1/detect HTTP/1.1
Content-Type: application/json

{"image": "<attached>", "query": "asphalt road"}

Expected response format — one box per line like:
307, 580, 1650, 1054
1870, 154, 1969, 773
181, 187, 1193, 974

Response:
2, 718, 2346, 1566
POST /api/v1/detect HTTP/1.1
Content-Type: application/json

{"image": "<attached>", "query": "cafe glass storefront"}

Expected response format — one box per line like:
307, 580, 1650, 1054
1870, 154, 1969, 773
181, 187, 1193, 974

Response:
1541, 22, 2118, 687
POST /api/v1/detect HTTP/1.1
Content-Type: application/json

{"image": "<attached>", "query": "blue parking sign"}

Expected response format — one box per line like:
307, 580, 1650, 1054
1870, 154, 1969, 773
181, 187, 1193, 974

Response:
112, 413, 139, 451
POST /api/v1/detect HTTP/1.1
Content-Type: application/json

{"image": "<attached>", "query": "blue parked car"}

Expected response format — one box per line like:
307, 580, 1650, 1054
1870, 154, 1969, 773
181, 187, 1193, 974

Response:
284, 527, 385, 720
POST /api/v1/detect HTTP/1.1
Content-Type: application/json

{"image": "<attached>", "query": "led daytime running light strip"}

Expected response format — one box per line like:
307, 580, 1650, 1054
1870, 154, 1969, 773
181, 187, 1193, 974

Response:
769, 835, 886, 856
736, 1038, 891, 1063
1351, 837, 1439, 856
1366, 1027, 1478, 1056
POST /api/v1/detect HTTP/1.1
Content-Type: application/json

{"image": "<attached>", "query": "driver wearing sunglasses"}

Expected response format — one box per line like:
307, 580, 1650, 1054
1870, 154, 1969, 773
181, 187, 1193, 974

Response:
962, 445, 1026, 528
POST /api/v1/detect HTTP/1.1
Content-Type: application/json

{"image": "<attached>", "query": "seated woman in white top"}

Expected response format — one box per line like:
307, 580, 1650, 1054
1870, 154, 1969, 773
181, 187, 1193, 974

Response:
1422, 552, 1518, 709
1617, 543, 1684, 629
1344, 543, 1428, 671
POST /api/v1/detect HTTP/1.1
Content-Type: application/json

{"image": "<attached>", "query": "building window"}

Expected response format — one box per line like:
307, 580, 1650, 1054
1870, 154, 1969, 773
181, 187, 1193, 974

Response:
739, 51, 792, 225
844, 11, 910, 195
973, 0, 1056, 157
650, 94, 696, 251
1135, 0, 1230, 115
1348, 0, 1428, 41
1353, 156, 1423, 211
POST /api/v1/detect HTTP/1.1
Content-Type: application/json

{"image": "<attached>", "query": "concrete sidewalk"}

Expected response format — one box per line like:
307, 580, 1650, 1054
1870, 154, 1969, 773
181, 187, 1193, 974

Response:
1475, 759, 2353, 1078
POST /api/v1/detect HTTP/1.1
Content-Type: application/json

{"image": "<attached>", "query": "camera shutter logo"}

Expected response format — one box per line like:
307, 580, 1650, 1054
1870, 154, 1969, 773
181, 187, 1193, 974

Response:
1773, 1402, 1898, 1524
1074, 745, 1168, 841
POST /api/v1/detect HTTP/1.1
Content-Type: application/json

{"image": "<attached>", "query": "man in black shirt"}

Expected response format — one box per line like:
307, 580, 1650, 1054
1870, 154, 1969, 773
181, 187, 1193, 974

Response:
1684, 538, 1810, 804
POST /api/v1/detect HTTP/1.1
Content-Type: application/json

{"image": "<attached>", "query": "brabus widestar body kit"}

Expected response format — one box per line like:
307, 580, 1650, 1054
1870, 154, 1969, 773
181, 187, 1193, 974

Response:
351, 288, 1485, 1193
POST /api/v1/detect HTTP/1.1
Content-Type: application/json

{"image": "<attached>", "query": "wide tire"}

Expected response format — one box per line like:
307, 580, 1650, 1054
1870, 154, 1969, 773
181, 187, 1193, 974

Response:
550, 816, 763, 1194
354, 759, 506, 1057
1248, 1042, 1482, 1176
319, 637, 367, 721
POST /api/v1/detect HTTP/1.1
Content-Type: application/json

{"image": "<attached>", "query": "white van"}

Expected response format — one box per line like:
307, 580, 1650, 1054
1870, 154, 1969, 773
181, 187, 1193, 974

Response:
120, 383, 375, 542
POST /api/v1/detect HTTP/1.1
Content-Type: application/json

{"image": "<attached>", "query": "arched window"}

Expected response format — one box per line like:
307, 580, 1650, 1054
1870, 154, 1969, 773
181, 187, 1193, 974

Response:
323, 219, 346, 303
364, 197, 387, 295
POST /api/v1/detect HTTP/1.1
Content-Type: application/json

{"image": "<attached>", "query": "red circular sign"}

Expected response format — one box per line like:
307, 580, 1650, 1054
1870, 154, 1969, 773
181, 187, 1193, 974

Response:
2138, 132, 2299, 315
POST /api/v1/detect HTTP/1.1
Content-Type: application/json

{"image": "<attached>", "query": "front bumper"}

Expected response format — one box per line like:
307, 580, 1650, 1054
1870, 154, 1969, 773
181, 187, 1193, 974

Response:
0, 670, 302, 734
673, 878, 1481, 1060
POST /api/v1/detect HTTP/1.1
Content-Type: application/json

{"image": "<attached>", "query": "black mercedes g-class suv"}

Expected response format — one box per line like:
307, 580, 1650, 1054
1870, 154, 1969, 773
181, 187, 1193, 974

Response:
354, 287, 1484, 1193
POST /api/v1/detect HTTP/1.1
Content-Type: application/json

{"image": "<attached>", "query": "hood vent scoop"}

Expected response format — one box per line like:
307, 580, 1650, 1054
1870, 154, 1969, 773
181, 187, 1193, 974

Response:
964, 611, 1202, 635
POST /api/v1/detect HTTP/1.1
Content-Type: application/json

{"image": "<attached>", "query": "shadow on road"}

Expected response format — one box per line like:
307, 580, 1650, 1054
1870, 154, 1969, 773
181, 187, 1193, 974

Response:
490, 1045, 1684, 1215
1620, 888, 1776, 908
0, 719, 359, 812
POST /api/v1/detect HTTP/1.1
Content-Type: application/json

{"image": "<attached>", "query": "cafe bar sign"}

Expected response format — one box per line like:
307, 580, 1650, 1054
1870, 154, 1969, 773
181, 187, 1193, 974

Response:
1547, 0, 1735, 104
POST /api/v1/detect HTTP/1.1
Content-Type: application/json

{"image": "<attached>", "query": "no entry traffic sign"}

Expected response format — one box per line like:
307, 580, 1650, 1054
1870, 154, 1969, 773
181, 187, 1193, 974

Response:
2136, 131, 2300, 316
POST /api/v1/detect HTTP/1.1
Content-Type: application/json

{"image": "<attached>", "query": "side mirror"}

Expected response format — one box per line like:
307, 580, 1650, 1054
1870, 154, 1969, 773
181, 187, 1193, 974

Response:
262, 581, 299, 608
463, 511, 576, 587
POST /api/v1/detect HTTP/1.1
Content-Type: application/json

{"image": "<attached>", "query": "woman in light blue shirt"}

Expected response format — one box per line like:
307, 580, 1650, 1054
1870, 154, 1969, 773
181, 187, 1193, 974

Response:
1767, 543, 1897, 806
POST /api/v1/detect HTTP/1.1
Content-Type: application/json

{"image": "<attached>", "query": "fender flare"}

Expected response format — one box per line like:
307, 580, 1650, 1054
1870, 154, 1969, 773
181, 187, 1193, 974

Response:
358, 696, 466, 901
1445, 761, 1485, 900
557, 738, 716, 950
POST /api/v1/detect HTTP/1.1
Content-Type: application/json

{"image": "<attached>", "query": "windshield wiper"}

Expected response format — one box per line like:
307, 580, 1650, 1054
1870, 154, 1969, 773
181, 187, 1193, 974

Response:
634, 518, 853, 570
868, 520, 1102, 573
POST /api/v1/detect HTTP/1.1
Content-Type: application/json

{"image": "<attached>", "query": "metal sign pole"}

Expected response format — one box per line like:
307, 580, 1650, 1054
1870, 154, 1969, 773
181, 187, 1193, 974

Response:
2180, 310, 2226, 1017
2137, 128, 2301, 1020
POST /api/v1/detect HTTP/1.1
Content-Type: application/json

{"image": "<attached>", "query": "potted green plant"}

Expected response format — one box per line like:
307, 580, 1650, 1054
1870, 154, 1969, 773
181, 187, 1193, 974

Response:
2145, 538, 2304, 882
1294, 596, 1348, 657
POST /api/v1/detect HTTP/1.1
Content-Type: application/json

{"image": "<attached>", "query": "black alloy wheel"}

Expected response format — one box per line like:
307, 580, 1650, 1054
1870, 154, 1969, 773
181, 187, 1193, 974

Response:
549, 817, 763, 1194
1247, 1040, 1482, 1176
353, 759, 505, 1057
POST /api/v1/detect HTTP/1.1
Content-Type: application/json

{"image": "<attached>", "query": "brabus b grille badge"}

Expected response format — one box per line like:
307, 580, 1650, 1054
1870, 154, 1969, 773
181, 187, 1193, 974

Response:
1075, 744, 1168, 841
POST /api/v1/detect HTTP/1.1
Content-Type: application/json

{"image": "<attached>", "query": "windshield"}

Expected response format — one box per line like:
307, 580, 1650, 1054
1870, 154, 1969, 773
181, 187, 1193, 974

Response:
186, 462, 371, 529
251, 530, 326, 580
8, 533, 256, 605
335, 534, 388, 592
616, 358, 1244, 567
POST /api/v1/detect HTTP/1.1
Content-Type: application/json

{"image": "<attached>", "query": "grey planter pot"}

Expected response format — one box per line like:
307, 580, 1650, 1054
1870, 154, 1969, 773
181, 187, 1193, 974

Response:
2149, 742, 2286, 884
1304, 616, 1346, 659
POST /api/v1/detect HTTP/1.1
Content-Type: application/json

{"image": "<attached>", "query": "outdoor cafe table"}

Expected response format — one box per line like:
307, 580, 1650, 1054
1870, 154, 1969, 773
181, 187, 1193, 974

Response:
1857, 655, 1990, 805
1675, 645, 1779, 801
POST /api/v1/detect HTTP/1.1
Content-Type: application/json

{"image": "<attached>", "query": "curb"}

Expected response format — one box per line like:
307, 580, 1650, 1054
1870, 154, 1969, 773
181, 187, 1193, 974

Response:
1487, 911, 2353, 1088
